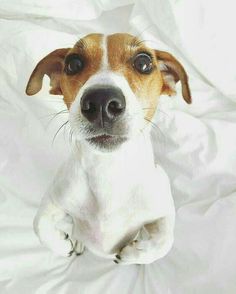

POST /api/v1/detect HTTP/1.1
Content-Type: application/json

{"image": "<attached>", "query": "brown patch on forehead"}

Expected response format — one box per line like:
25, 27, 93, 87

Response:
61, 33, 103, 107
107, 33, 163, 121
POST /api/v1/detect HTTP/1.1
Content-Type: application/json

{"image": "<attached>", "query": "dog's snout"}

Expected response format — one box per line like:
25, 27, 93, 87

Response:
80, 86, 126, 126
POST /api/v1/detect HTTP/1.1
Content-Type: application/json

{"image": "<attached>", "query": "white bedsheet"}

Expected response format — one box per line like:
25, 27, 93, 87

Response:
0, 0, 236, 293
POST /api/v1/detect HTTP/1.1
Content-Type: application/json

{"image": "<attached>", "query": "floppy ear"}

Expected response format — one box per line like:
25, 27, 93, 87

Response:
155, 50, 191, 104
26, 48, 70, 96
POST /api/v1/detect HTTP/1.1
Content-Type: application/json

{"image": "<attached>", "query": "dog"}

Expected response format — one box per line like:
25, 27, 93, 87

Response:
26, 33, 191, 265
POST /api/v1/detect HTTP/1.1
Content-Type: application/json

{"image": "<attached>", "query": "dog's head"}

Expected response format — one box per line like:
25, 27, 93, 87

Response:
26, 33, 191, 151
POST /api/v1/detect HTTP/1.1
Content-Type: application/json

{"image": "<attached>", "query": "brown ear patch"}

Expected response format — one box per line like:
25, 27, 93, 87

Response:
26, 34, 104, 110
155, 50, 192, 104
26, 48, 70, 96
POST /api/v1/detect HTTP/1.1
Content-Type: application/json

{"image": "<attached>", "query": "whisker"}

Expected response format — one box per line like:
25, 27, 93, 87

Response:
144, 117, 159, 129
52, 120, 69, 145
142, 107, 170, 119
40, 109, 68, 120
45, 110, 69, 131
144, 117, 166, 142
156, 109, 170, 119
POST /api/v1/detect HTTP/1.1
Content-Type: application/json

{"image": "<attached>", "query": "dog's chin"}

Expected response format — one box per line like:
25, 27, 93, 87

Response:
86, 135, 127, 152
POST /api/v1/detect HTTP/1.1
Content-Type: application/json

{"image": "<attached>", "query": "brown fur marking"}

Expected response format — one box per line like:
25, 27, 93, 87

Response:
26, 33, 191, 116
61, 34, 104, 108
107, 33, 163, 121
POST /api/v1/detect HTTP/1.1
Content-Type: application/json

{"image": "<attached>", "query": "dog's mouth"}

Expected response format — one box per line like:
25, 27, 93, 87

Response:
86, 134, 127, 150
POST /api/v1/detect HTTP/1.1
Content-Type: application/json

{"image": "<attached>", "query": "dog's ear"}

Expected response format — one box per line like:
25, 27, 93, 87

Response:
155, 50, 191, 104
26, 48, 70, 96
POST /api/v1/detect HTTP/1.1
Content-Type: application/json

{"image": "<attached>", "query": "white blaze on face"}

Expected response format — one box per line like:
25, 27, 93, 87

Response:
101, 35, 108, 70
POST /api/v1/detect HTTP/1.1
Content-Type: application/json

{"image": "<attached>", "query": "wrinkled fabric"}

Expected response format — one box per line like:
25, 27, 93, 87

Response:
0, 0, 236, 293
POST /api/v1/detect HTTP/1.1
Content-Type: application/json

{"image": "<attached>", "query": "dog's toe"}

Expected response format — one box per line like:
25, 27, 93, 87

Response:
67, 249, 74, 257
74, 240, 85, 256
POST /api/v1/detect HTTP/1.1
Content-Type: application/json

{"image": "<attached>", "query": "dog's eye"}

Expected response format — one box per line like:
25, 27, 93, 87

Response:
133, 53, 153, 74
64, 54, 83, 75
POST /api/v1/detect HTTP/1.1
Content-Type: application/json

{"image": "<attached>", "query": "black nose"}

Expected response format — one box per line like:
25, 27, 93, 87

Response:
80, 86, 126, 126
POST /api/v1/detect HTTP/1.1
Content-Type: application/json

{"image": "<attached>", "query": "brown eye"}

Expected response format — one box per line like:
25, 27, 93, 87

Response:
65, 54, 83, 75
133, 53, 153, 74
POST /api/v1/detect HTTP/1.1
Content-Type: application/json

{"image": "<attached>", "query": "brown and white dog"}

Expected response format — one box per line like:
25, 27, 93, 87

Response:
26, 33, 191, 265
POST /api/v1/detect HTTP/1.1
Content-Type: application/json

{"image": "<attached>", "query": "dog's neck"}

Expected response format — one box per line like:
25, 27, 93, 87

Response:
76, 130, 155, 173
69, 131, 155, 211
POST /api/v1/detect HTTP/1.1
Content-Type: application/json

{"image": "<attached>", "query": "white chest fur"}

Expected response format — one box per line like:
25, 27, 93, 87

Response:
47, 133, 174, 258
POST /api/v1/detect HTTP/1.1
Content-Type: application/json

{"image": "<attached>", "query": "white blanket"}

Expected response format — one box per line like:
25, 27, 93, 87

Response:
0, 0, 236, 293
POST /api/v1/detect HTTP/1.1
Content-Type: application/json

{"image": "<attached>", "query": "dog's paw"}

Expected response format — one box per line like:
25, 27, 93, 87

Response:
113, 235, 173, 265
113, 240, 148, 265
51, 232, 75, 257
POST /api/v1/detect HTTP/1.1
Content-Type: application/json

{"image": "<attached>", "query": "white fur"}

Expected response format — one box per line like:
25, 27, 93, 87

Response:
33, 39, 175, 264
34, 133, 175, 263
101, 35, 108, 69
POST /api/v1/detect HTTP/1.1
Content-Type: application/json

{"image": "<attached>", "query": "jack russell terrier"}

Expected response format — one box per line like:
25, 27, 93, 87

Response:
26, 33, 191, 265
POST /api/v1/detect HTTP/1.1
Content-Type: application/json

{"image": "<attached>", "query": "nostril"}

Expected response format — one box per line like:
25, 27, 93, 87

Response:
107, 99, 125, 117
81, 99, 99, 123
82, 102, 96, 113
81, 99, 90, 111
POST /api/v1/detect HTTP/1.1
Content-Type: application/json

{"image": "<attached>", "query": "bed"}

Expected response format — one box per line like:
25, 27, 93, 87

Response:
0, 0, 236, 293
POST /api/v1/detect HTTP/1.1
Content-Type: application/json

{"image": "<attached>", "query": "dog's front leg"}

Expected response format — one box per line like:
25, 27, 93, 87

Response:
114, 215, 174, 265
34, 197, 84, 257
114, 164, 175, 265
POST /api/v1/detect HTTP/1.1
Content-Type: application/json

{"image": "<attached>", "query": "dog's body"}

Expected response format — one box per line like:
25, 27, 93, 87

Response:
34, 133, 174, 264
26, 33, 191, 264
